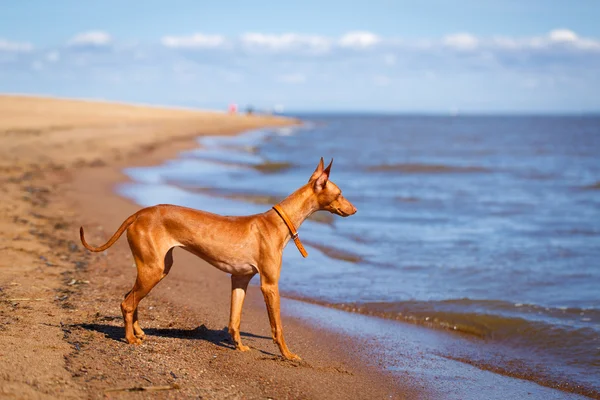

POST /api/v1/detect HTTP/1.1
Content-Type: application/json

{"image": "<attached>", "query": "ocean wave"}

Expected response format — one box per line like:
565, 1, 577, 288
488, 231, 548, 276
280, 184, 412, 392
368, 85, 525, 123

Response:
182, 149, 294, 175
251, 161, 294, 173
285, 296, 600, 371
583, 181, 600, 190
273, 126, 297, 136
395, 196, 420, 203
438, 354, 599, 398
304, 240, 364, 263
274, 121, 317, 136
368, 163, 490, 174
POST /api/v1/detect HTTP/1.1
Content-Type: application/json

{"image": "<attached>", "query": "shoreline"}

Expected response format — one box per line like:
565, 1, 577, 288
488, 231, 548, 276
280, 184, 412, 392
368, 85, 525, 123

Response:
118, 125, 598, 399
0, 95, 414, 399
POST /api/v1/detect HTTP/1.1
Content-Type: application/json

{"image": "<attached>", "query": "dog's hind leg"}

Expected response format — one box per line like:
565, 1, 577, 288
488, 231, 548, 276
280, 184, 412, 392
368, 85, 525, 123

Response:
131, 247, 174, 340
121, 259, 162, 344
121, 233, 172, 344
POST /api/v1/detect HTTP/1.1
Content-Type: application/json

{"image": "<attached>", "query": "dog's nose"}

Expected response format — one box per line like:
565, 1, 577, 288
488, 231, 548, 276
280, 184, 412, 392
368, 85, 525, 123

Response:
352, 206, 358, 214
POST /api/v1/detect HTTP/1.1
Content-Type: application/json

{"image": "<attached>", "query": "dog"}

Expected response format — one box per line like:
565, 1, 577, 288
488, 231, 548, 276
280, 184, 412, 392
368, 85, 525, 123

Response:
80, 158, 357, 360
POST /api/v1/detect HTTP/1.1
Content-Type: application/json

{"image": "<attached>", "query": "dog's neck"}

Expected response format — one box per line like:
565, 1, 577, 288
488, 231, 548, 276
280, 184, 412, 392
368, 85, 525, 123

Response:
272, 184, 319, 235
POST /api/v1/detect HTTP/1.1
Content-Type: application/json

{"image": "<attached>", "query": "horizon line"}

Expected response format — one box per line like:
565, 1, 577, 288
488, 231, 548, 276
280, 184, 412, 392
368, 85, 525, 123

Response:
2, 93, 599, 117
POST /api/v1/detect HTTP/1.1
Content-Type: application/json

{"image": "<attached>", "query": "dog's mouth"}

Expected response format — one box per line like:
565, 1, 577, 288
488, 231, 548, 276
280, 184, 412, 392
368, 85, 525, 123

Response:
332, 208, 350, 217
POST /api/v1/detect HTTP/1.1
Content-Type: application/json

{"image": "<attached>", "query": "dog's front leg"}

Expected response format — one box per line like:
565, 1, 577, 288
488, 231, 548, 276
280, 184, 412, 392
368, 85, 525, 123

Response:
260, 272, 300, 360
229, 274, 255, 351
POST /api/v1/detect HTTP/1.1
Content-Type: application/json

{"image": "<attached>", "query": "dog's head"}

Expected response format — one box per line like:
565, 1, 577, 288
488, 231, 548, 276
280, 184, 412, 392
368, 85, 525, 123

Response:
308, 158, 357, 217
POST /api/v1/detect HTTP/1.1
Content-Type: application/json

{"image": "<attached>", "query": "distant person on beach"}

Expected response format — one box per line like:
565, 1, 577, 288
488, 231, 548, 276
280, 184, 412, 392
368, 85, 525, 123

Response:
228, 103, 238, 114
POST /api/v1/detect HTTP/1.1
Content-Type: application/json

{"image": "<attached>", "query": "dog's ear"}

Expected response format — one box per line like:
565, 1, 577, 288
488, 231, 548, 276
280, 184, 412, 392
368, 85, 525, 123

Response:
314, 170, 329, 191
324, 158, 333, 177
308, 157, 325, 182
314, 159, 331, 191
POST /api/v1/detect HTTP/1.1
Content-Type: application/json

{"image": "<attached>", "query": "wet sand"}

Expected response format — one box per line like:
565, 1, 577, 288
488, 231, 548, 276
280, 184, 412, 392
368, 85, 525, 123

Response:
0, 95, 415, 399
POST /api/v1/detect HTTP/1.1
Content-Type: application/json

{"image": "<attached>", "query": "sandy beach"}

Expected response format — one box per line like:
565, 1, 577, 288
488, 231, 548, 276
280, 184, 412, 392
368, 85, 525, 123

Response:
0, 95, 414, 399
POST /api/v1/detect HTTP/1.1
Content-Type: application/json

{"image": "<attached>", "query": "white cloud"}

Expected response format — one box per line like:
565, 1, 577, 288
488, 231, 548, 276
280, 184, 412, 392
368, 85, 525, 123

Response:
4, 27, 598, 106
241, 33, 330, 53
0, 38, 33, 52
548, 29, 578, 43
546, 29, 600, 51
443, 33, 479, 51
490, 30, 600, 52
68, 31, 112, 47
65, 28, 598, 60
573, 38, 600, 51
339, 31, 380, 49
161, 33, 227, 49
276, 73, 306, 84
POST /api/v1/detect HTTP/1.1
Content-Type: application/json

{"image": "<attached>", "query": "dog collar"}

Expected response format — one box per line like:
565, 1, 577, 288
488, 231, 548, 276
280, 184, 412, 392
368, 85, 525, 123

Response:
272, 204, 308, 258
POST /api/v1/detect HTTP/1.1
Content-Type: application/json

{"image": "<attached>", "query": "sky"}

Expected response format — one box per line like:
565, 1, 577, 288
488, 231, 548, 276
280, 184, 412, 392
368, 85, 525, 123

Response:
1, 1, 599, 113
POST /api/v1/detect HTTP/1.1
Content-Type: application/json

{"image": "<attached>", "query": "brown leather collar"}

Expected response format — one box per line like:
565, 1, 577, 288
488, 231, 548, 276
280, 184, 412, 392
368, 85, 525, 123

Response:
272, 204, 308, 258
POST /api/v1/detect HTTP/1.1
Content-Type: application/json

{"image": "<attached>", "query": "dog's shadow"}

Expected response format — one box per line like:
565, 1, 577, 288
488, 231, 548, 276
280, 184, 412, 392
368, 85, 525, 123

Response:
78, 321, 273, 353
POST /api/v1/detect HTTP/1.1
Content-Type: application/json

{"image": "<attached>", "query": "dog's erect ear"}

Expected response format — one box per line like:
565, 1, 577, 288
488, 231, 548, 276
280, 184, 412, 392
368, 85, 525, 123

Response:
314, 170, 329, 191
324, 158, 333, 177
314, 158, 332, 191
308, 157, 325, 182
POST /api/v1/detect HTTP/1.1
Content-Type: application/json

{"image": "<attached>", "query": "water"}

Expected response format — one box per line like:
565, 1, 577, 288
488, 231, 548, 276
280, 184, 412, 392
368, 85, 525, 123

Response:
120, 115, 600, 395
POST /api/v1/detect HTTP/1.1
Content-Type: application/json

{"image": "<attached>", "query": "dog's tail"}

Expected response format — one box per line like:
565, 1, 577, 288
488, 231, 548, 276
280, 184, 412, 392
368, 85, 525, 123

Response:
80, 213, 138, 252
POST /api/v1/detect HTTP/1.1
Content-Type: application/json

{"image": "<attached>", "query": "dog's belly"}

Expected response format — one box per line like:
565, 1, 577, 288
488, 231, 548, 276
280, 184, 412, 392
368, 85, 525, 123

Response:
211, 261, 258, 276
179, 244, 258, 276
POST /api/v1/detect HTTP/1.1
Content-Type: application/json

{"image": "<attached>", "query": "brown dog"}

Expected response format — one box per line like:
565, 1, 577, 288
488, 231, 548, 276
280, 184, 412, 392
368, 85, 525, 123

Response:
80, 158, 357, 360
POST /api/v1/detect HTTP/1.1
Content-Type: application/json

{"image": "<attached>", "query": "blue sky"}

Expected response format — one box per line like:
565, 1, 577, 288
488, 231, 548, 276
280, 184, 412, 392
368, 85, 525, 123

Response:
1, 1, 599, 113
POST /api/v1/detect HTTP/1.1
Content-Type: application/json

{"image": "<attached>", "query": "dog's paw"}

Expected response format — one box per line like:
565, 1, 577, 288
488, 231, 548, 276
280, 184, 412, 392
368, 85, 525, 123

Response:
237, 344, 251, 352
135, 333, 146, 340
286, 353, 302, 361
126, 337, 143, 345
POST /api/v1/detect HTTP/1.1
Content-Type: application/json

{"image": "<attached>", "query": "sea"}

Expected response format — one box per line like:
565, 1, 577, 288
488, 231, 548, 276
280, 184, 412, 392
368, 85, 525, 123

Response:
119, 114, 600, 395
